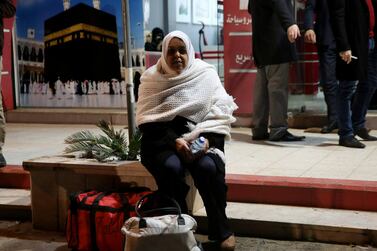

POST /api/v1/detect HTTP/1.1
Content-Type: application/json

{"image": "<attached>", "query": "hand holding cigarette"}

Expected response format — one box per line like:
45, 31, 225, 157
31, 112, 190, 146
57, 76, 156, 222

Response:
339, 50, 354, 64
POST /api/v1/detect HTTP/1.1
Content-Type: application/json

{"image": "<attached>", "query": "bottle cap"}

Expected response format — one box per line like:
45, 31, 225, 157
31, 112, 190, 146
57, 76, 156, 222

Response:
198, 136, 205, 143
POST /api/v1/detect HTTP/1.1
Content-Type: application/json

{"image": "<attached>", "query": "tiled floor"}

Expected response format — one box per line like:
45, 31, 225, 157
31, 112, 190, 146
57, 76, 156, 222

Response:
4, 123, 377, 181
227, 127, 377, 181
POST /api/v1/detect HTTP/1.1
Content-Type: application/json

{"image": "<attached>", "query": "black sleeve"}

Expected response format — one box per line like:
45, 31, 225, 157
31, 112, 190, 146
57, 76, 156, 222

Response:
139, 122, 179, 151
0, 0, 15, 18
327, 0, 350, 52
273, 0, 295, 30
304, 0, 316, 30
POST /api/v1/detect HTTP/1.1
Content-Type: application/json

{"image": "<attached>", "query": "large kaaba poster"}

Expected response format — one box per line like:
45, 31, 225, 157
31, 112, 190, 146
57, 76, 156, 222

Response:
16, 0, 144, 108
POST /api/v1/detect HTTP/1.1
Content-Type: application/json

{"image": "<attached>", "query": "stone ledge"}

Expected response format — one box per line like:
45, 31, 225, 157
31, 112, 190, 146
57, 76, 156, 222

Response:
23, 156, 203, 231
195, 202, 377, 245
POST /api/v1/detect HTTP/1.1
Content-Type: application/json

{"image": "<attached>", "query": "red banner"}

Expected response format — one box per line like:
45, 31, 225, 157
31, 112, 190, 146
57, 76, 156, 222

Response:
223, 0, 255, 115
3, 15, 15, 111
1, 0, 16, 111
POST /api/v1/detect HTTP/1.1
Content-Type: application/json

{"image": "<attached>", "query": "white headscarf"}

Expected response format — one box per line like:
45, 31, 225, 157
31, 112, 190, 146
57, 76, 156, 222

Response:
136, 30, 238, 141
158, 30, 195, 75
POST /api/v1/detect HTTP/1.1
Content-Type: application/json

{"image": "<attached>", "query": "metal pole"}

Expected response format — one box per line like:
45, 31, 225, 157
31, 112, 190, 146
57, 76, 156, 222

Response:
121, 0, 136, 140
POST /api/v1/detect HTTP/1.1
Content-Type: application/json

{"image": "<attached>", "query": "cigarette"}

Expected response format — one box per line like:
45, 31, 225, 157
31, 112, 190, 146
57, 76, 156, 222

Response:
351, 56, 358, 59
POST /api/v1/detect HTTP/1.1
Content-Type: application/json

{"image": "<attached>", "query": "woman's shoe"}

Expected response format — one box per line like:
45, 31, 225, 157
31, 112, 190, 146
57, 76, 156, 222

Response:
220, 234, 236, 251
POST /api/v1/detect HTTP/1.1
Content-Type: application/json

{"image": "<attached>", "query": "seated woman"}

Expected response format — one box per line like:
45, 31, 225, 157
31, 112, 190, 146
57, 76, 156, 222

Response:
136, 30, 238, 251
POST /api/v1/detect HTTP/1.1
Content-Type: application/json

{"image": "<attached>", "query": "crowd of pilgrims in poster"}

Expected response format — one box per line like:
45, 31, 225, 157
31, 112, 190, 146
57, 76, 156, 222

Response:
20, 79, 127, 99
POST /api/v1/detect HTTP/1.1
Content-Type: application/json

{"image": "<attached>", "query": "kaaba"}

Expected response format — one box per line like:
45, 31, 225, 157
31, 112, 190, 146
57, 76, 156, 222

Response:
44, 3, 121, 83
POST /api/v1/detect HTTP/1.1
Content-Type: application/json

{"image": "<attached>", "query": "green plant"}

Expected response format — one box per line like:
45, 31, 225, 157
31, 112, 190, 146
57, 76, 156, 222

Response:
64, 120, 141, 162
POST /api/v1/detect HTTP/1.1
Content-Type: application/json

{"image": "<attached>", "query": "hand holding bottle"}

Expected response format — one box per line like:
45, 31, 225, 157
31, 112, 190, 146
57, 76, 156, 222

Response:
190, 136, 209, 155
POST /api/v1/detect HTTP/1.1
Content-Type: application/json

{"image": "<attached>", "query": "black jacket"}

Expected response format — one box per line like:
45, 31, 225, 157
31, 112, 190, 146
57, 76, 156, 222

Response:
248, 0, 297, 67
304, 0, 335, 46
0, 0, 15, 56
139, 116, 225, 170
328, 0, 377, 81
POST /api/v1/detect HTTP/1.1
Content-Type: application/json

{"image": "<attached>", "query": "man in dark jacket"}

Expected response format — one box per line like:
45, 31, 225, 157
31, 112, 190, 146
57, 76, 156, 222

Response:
304, 0, 338, 134
248, 0, 305, 141
0, 0, 15, 166
328, 0, 377, 148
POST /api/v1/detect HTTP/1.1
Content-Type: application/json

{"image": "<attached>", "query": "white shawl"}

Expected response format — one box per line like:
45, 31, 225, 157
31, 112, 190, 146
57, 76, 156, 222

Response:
136, 31, 238, 141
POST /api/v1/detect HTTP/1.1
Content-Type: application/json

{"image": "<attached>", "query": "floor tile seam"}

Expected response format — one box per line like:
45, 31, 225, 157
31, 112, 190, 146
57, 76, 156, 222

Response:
300, 170, 356, 179
233, 145, 271, 162
301, 152, 357, 177
254, 170, 308, 177
254, 145, 323, 175
281, 149, 331, 171
345, 166, 377, 180
363, 145, 377, 161
317, 154, 365, 166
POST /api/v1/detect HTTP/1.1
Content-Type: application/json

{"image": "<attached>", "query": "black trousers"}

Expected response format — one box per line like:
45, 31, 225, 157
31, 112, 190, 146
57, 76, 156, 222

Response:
141, 151, 233, 241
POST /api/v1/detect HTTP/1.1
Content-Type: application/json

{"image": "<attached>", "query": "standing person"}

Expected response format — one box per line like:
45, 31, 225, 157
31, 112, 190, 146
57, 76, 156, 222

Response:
0, 0, 15, 167
328, 0, 377, 148
248, 0, 305, 141
304, 0, 338, 134
136, 31, 238, 250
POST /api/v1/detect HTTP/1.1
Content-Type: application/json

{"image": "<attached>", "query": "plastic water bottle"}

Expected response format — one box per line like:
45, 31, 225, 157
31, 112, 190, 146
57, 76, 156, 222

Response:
190, 136, 206, 154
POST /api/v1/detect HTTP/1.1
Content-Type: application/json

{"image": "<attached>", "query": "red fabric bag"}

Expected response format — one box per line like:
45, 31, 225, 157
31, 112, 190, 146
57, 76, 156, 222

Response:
66, 188, 151, 251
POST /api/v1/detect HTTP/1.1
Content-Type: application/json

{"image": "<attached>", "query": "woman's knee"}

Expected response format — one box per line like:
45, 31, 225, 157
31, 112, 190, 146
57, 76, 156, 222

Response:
163, 154, 185, 177
196, 156, 217, 177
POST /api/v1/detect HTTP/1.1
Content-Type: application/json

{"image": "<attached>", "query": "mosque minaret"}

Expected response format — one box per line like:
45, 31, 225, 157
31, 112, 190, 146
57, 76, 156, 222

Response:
63, 0, 70, 10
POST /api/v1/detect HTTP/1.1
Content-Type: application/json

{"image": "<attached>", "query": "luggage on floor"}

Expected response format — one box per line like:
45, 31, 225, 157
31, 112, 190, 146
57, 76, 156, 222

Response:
66, 187, 151, 251
121, 192, 202, 251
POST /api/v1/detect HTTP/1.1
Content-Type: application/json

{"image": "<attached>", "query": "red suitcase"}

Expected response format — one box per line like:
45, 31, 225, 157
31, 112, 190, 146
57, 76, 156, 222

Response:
66, 188, 151, 251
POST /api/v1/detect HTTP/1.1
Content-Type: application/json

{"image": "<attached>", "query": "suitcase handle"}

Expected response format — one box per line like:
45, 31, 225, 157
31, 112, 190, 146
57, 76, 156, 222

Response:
135, 192, 186, 227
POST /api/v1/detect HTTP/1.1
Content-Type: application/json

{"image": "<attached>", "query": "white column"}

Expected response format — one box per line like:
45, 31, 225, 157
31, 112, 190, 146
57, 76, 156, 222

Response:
93, 0, 100, 10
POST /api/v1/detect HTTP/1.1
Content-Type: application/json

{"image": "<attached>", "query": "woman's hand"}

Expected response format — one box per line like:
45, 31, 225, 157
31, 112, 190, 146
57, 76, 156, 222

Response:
175, 137, 210, 162
175, 138, 194, 162
189, 138, 210, 160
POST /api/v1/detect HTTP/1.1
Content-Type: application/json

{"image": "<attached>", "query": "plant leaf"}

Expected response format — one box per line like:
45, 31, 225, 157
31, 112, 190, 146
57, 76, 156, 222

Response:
64, 120, 142, 162
64, 130, 96, 144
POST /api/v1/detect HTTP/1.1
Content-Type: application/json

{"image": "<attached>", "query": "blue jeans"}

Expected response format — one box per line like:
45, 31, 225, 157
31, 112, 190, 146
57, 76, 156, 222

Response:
337, 80, 357, 138
318, 42, 338, 123
338, 42, 377, 139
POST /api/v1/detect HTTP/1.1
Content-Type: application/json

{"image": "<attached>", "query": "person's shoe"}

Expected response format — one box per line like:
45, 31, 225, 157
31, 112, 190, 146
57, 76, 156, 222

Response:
355, 128, 377, 141
321, 120, 338, 134
339, 136, 365, 148
220, 234, 236, 251
269, 131, 305, 142
252, 132, 269, 140
0, 153, 6, 167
